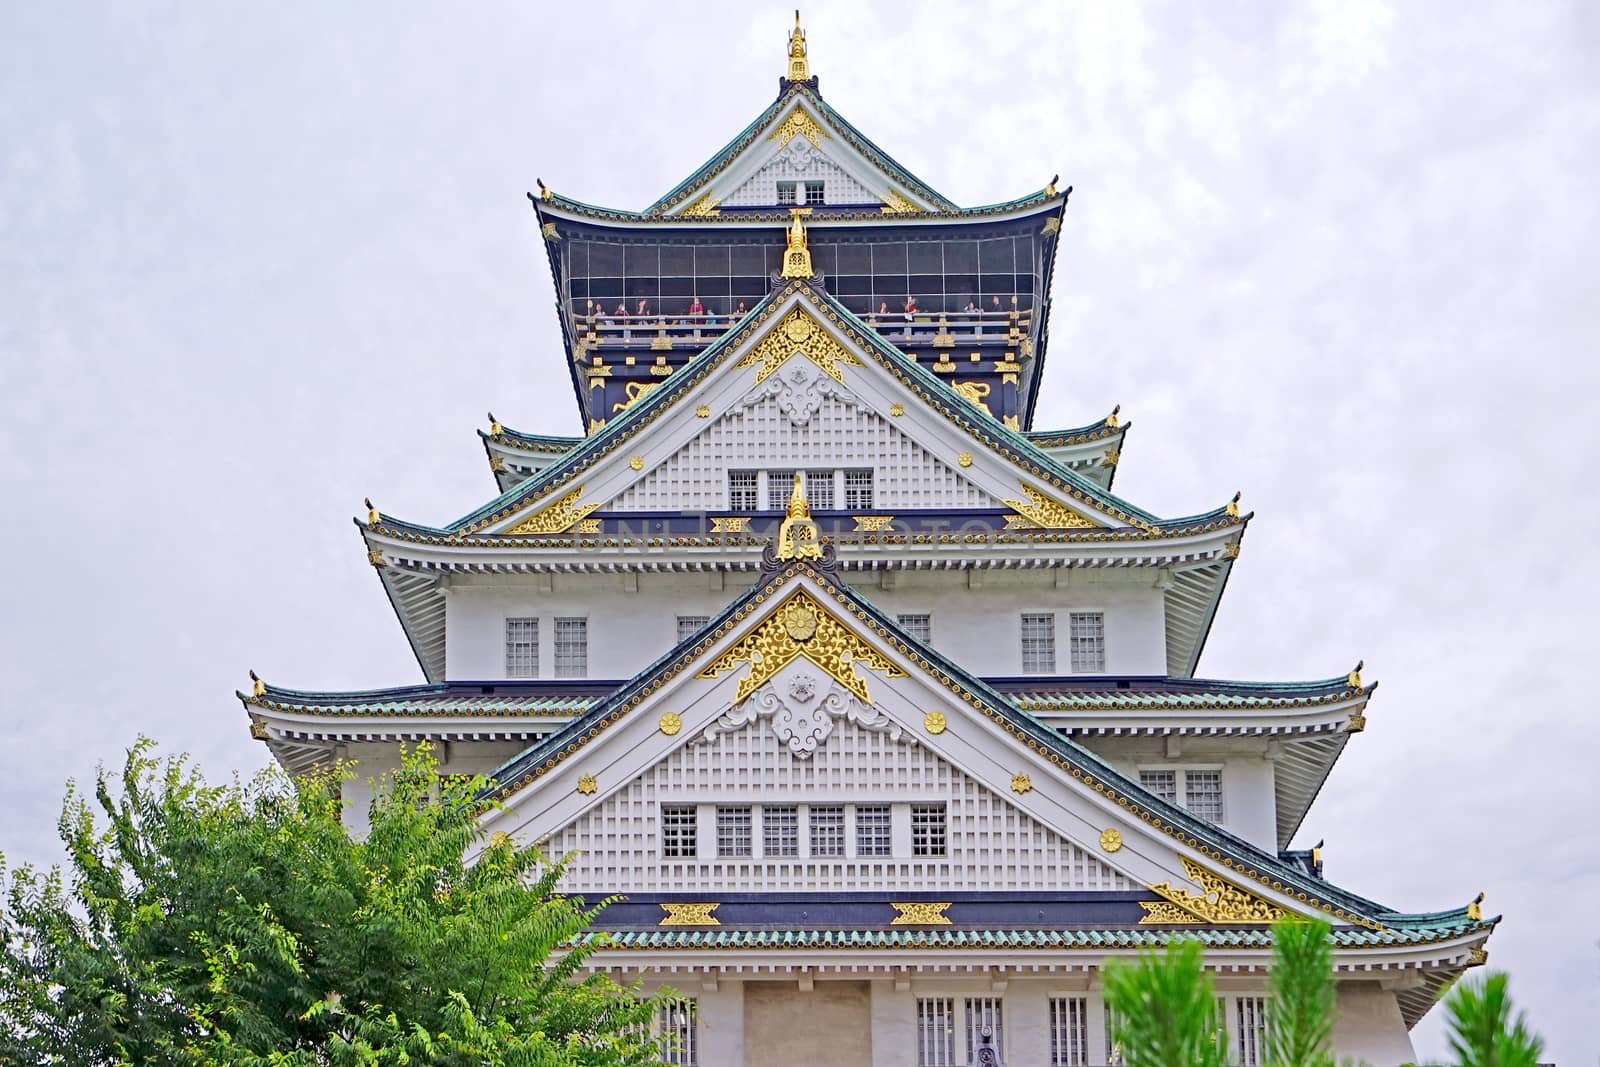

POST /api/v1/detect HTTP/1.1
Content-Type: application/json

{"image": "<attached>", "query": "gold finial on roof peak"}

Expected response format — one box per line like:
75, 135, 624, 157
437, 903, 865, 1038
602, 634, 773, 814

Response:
1226, 490, 1242, 518
1106, 403, 1121, 429
787, 10, 809, 82
488, 411, 502, 436
780, 207, 815, 278
1347, 659, 1364, 688
249, 670, 265, 698
787, 471, 810, 519
364, 497, 379, 525
775, 471, 823, 561
1467, 891, 1484, 921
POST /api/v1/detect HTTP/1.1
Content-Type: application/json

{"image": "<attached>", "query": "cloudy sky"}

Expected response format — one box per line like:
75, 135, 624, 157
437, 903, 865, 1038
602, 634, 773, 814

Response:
2, 1, 1595, 1059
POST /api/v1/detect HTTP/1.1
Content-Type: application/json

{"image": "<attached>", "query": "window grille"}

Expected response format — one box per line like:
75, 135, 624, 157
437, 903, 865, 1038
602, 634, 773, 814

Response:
805, 469, 835, 509
1185, 770, 1225, 822
716, 805, 752, 857
916, 997, 957, 1067
804, 181, 826, 205
1234, 997, 1267, 1067
1049, 997, 1089, 1066
964, 997, 1004, 1066
676, 615, 710, 643
728, 470, 759, 512
844, 468, 874, 509
1104, 1004, 1122, 1065
763, 805, 799, 857
505, 617, 538, 678
911, 803, 947, 856
1139, 769, 1178, 805
776, 181, 798, 205
855, 804, 892, 856
810, 805, 845, 856
660, 804, 697, 858
767, 469, 797, 510
897, 613, 932, 645
554, 617, 587, 678
1068, 611, 1106, 672
1021, 613, 1056, 673
659, 999, 697, 1066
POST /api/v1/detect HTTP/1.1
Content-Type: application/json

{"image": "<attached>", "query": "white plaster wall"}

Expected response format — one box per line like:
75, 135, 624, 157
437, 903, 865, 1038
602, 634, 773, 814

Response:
1330, 983, 1417, 1066
442, 568, 1170, 680
1083, 736, 1280, 852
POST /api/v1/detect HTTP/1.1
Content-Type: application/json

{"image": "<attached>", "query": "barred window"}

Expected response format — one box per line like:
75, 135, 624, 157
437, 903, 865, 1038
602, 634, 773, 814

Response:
1104, 1004, 1122, 1065
716, 805, 752, 857
763, 805, 799, 858
1234, 996, 1268, 1067
554, 617, 587, 678
776, 181, 798, 206
965, 998, 1004, 1066
767, 469, 797, 510
911, 803, 947, 856
676, 615, 710, 643
728, 470, 759, 512
1185, 770, 1225, 822
916, 997, 957, 1067
1139, 769, 1178, 805
805, 469, 835, 509
844, 468, 874, 509
1069, 611, 1105, 672
661, 805, 697, 858
1021, 613, 1056, 673
855, 804, 892, 856
897, 613, 932, 644
810, 805, 845, 857
659, 999, 697, 1067
1049, 997, 1090, 1066
505, 617, 538, 678
804, 181, 826, 205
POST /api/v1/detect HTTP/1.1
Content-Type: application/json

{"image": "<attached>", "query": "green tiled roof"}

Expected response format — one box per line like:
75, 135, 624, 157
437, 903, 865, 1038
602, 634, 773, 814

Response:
242, 682, 597, 718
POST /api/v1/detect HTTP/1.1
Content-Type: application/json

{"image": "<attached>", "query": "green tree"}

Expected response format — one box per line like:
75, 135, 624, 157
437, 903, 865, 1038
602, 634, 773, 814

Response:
1102, 939, 1228, 1067
1440, 972, 1544, 1067
0, 739, 669, 1066
1265, 917, 1337, 1067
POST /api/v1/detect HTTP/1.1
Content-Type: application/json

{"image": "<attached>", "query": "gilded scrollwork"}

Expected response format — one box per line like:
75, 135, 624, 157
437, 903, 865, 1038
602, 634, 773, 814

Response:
659, 902, 721, 926
1138, 858, 1289, 925
1002, 483, 1102, 530
734, 307, 863, 386
769, 108, 828, 149
506, 486, 600, 535
890, 901, 953, 926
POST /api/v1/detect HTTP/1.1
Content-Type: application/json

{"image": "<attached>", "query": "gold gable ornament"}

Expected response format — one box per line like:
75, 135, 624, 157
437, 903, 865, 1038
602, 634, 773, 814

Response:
735, 306, 863, 385
1138, 858, 1289, 925
775, 472, 823, 562
780, 208, 815, 279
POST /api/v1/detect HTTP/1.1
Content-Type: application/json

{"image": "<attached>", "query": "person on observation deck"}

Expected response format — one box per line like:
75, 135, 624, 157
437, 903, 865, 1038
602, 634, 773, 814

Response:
903, 296, 918, 321
688, 296, 704, 319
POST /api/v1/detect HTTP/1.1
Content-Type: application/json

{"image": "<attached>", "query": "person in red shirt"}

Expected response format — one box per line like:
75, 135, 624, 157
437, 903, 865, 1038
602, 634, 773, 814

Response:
688, 296, 704, 318
903, 296, 918, 320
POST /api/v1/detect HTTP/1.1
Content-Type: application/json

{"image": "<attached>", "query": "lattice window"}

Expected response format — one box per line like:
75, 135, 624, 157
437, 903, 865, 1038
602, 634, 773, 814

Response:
767, 468, 797, 510
1139, 769, 1178, 805
777, 181, 798, 205
716, 806, 752, 857
1104, 1004, 1122, 1065
1185, 770, 1225, 822
804, 181, 826, 205
1234, 997, 1268, 1067
1049, 997, 1089, 1066
916, 998, 957, 1067
911, 803, 947, 856
897, 613, 932, 645
1021, 613, 1056, 673
810, 805, 845, 856
1069, 611, 1105, 672
722, 136, 874, 208
843, 468, 874, 510
660, 804, 697, 858
554, 617, 587, 678
728, 470, 759, 512
965, 998, 1004, 1066
763, 805, 799, 857
505, 617, 538, 678
660, 999, 697, 1067
805, 469, 835, 509
676, 615, 710, 643
856, 804, 892, 856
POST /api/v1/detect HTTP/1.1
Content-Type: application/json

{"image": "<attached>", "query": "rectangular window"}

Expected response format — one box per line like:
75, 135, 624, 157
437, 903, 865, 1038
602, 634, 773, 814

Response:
763, 805, 799, 858
916, 997, 957, 1067
1104, 1004, 1121, 1065
810, 805, 845, 856
767, 468, 797, 510
804, 181, 826, 205
964, 998, 1004, 1066
805, 469, 835, 509
728, 470, 759, 512
1069, 611, 1106, 672
660, 999, 697, 1067
505, 617, 538, 678
1140, 769, 1178, 805
844, 468, 874, 510
676, 615, 710, 643
776, 181, 798, 205
554, 617, 587, 678
1021, 613, 1056, 673
897, 613, 932, 645
1234, 997, 1268, 1067
1185, 770, 1225, 822
911, 803, 947, 857
661, 804, 697, 858
716, 805, 752, 858
855, 804, 892, 856
1049, 997, 1089, 1066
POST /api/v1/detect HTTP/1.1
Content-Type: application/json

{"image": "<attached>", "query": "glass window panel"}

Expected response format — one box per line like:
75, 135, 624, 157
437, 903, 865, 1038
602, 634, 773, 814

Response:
588, 242, 624, 275
729, 244, 769, 275
907, 240, 943, 274
835, 242, 871, 274
659, 244, 693, 276
554, 617, 587, 678
694, 245, 730, 277
872, 241, 908, 274
978, 237, 1014, 273
943, 240, 979, 273
1021, 613, 1055, 673
587, 276, 623, 300
505, 617, 538, 678
622, 276, 660, 300
623, 244, 660, 276
1069, 612, 1106, 673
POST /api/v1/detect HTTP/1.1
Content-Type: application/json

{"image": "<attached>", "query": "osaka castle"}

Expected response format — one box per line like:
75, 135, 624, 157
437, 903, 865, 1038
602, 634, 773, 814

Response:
240, 16, 1493, 1066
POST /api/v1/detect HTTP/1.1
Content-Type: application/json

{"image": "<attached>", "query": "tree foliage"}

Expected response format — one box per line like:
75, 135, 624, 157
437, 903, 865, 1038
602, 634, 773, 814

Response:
1102, 939, 1228, 1067
1440, 973, 1544, 1067
0, 740, 668, 1066
1264, 917, 1337, 1067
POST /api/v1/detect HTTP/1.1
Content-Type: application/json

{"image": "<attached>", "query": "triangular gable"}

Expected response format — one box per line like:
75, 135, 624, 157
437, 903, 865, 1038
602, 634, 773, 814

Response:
649, 87, 956, 217
477, 562, 1393, 931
